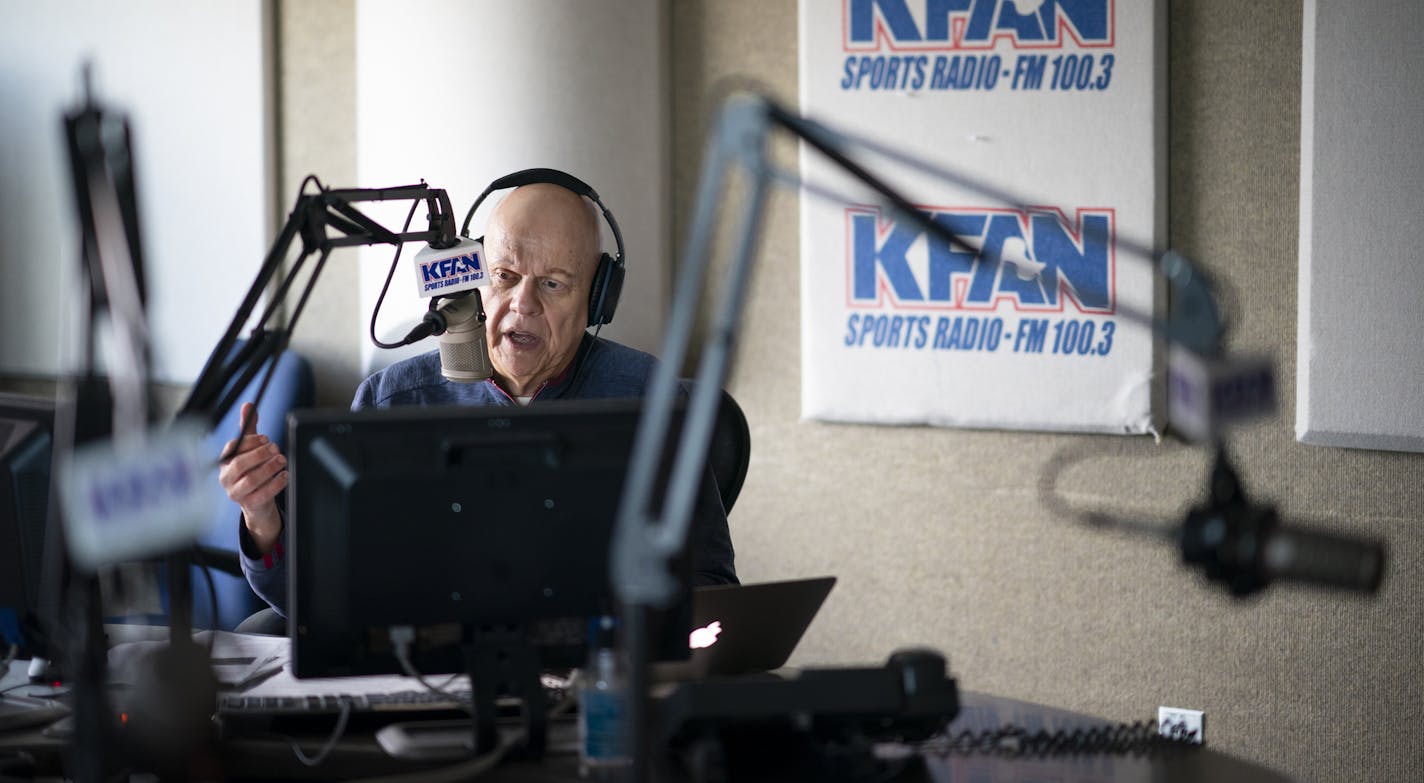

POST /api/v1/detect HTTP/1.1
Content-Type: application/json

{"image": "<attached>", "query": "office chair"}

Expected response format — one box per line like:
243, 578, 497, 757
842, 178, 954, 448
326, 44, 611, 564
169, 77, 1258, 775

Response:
190, 344, 315, 630
708, 388, 751, 515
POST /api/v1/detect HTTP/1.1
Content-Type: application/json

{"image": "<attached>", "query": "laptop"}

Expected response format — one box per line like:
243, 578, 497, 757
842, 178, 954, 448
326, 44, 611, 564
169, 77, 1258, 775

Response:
653, 576, 836, 681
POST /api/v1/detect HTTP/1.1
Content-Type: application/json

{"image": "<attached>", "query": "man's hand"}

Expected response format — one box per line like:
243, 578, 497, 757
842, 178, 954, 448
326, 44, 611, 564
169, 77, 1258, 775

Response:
218, 402, 288, 555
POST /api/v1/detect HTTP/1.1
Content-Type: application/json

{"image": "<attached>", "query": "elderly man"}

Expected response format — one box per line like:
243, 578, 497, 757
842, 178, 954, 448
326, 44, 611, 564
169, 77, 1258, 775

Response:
220, 179, 737, 623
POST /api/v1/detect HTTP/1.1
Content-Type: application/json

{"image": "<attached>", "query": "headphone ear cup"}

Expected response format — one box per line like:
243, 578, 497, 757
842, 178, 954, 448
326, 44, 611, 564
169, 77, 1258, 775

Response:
587, 253, 624, 327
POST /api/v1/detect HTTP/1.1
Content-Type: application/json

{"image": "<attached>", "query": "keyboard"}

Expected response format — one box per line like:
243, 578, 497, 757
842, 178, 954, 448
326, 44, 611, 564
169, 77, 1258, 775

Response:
218, 687, 473, 717
216, 672, 573, 724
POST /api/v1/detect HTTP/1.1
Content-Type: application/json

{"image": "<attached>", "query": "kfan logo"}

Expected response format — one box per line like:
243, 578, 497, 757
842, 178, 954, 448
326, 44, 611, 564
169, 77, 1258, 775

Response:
846, 205, 1115, 313
844, 0, 1113, 51
87, 454, 195, 521
420, 253, 484, 285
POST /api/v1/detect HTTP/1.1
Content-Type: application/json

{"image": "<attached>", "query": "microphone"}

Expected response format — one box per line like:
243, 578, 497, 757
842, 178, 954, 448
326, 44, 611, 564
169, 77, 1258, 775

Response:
402, 234, 493, 383
399, 292, 493, 383
1179, 451, 1386, 596
434, 292, 492, 383
1262, 524, 1386, 593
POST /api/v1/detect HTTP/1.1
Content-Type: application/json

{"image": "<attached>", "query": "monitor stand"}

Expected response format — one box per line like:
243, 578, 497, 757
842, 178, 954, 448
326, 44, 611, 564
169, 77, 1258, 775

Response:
378, 626, 548, 764
465, 627, 547, 758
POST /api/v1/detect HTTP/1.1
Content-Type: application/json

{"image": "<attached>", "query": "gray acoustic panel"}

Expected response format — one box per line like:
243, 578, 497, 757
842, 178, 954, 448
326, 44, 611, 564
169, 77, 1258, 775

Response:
1298, 0, 1424, 452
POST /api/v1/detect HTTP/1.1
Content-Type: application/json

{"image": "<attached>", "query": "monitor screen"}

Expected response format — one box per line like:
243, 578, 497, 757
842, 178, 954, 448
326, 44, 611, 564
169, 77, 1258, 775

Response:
287, 398, 692, 679
0, 392, 57, 656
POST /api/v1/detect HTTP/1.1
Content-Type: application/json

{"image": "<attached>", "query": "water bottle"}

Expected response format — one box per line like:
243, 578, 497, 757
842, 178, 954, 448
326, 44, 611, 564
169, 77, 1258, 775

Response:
578, 615, 630, 779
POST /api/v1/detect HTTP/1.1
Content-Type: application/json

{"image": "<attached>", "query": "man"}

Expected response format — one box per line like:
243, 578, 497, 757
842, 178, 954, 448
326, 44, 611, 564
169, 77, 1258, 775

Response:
220, 181, 737, 623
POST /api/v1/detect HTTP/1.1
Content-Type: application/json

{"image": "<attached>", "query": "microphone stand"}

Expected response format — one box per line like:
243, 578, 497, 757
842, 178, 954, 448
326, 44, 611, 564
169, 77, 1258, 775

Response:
609, 89, 1382, 781
58, 65, 154, 781
61, 72, 469, 773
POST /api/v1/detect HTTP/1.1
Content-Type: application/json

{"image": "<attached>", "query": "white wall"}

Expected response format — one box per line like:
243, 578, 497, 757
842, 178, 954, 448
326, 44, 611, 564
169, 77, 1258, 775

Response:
0, 0, 272, 384
353, 0, 669, 374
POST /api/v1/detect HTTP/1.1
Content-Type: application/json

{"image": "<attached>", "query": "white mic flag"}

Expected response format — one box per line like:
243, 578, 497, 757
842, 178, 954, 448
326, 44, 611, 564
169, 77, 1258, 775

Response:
413, 237, 489, 298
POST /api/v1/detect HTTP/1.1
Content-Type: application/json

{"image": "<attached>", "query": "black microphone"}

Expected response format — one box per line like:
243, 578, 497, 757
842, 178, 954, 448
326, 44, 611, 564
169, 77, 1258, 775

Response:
1261, 523, 1386, 593
1179, 452, 1386, 596
399, 292, 493, 383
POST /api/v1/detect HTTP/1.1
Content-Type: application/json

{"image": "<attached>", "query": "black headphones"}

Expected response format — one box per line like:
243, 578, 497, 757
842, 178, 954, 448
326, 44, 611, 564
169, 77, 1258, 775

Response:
461, 168, 626, 328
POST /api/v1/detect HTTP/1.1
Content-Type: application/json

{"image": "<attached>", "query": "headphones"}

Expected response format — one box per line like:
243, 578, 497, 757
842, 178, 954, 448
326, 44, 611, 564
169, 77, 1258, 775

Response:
460, 168, 627, 328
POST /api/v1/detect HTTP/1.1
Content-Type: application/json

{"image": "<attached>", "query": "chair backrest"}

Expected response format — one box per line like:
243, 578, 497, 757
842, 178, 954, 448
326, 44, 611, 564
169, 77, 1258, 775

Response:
708, 389, 751, 515
193, 344, 315, 629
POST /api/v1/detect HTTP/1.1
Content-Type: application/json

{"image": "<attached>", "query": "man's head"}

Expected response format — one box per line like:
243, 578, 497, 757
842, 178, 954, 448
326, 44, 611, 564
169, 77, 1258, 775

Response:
482, 182, 602, 397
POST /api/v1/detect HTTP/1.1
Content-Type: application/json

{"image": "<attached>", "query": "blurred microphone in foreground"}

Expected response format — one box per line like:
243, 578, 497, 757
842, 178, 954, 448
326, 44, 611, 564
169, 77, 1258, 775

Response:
1180, 449, 1386, 597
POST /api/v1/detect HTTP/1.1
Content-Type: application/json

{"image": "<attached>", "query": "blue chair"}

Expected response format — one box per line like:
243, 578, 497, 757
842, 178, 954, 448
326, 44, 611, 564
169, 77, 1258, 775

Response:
188, 344, 314, 630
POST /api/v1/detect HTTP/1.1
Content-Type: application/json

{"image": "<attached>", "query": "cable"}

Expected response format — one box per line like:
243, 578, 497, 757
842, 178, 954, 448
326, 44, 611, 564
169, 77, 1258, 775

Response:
276, 699, 353, 767
186, 546, 222, 648
369, 200, 424, 349
1037, 442, 1183, 541
917, 719, 1197, 759
0, 681, 33, 696
388, 627, 475, 716
296, 174, 324, 197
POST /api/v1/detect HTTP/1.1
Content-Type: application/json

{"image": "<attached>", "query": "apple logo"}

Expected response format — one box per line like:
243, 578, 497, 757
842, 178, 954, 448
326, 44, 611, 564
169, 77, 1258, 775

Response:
689, 621, 722, 650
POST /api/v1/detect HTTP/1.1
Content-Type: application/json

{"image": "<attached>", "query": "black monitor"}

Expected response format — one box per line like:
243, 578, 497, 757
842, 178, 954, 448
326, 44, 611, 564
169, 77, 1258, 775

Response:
0, 392, 57, 658
287, 397, 692, 680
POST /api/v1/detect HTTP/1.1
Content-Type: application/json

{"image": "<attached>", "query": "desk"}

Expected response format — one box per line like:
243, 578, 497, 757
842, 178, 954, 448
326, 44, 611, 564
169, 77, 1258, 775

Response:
2, 642, 1291, 782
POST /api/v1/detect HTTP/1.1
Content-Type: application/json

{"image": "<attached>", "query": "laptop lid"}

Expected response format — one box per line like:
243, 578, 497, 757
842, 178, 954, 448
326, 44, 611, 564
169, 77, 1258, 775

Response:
655, 576, 836, 681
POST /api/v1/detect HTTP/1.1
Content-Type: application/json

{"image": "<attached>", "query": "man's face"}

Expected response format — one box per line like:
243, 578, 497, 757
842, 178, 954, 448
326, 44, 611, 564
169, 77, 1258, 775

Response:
481, 185, 599, 396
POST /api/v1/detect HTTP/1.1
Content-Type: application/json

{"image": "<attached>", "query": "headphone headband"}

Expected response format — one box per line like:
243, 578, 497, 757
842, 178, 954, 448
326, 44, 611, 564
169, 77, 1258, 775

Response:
460, 168, 627, 328
461, 168, 625, 267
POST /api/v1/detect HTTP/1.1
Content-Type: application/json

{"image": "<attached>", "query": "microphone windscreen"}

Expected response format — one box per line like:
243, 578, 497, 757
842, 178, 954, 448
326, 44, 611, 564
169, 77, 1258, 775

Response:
436, 294, 493, 382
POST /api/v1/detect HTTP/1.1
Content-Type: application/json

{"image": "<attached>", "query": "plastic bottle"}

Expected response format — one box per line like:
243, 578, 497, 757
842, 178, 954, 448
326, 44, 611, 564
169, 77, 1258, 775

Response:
578, 615, 630, 779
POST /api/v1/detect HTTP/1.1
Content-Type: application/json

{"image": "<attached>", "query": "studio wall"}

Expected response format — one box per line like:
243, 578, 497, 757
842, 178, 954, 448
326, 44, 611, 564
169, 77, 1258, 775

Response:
668, 2, 1420, 782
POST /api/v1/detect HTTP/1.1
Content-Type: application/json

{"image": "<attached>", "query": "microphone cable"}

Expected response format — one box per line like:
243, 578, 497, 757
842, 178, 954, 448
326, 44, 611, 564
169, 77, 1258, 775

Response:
368, 197, 425, 350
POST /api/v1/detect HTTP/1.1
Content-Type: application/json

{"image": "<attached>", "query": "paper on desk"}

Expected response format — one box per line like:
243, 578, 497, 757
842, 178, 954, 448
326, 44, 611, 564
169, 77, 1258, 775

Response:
198, 630, 289, 661
106, 630, 291, 689
104, 629, 468, 697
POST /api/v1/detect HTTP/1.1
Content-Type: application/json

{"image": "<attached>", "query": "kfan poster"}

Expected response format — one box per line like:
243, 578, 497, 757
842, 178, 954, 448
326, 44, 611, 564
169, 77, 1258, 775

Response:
798, 0, 1164, 433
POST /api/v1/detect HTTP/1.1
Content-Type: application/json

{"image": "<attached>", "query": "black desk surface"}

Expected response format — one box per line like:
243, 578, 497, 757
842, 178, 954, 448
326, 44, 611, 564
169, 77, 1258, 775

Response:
1, 644, 1291, 783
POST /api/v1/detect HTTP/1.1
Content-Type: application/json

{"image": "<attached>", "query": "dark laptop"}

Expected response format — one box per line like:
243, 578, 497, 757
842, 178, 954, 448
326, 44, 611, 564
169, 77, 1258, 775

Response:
654, 576, 836, 681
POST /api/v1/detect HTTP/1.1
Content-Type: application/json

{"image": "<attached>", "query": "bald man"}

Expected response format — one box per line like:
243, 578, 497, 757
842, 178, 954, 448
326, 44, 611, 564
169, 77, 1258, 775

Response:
223, 182, 737, 623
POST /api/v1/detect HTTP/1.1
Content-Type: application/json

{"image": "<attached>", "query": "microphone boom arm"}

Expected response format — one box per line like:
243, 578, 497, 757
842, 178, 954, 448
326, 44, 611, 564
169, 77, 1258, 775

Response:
178, 182, 459, 431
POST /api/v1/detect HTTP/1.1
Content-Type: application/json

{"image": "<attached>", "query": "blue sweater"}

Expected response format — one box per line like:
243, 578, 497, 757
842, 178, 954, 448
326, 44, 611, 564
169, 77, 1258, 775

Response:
239, 333, 738, 617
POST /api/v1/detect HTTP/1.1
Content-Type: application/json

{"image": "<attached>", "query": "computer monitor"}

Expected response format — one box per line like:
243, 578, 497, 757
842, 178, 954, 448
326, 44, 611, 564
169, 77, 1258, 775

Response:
287, 398, 693, 680
0, 392, 57, 657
